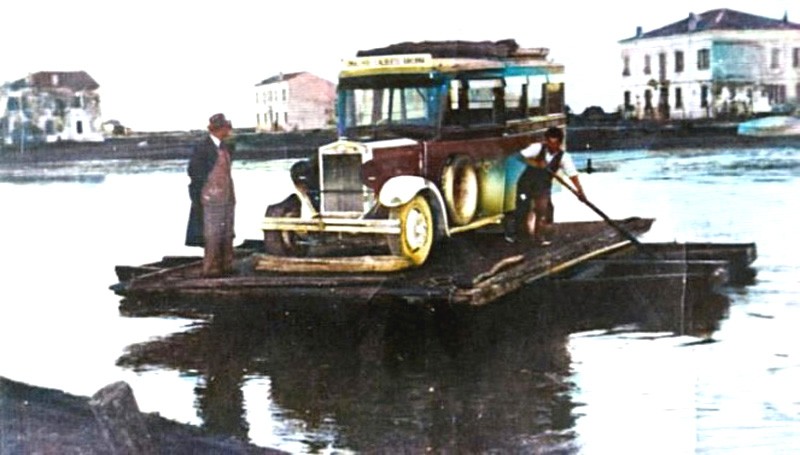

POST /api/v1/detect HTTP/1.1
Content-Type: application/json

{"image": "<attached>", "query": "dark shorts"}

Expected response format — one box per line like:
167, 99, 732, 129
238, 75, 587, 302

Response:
517, 167, 552, 197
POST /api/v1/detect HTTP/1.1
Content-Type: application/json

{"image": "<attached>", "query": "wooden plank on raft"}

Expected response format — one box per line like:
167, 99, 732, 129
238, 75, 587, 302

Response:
456, 241, 634, 306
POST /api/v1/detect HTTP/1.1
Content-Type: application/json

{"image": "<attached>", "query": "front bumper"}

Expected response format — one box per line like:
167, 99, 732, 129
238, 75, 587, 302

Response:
262, 216, 401, 235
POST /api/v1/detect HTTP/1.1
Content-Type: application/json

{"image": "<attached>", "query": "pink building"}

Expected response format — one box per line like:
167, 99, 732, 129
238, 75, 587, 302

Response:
254, 72, 335, 132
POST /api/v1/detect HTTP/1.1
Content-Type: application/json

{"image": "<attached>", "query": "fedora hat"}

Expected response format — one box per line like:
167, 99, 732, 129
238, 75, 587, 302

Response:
208, 113, 232, 130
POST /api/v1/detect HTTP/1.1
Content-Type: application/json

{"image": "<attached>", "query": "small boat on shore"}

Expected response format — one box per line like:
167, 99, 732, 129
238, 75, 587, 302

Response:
737, 115, 800, 137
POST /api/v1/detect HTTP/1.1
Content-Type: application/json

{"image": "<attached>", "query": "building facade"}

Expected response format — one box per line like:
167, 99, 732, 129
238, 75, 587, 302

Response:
254, 72, 335, 132
619, 9, 800, 120
1, 70, 104, 145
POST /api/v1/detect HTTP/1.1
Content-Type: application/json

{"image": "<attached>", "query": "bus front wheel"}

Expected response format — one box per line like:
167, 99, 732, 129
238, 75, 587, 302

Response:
388, 194, 434, 266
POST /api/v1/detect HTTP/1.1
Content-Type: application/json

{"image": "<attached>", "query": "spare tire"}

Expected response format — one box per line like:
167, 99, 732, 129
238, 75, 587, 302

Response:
441, 155, 479, 225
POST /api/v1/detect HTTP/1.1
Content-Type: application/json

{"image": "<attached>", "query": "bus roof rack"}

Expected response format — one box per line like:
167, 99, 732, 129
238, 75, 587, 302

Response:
356, 39, 549, 61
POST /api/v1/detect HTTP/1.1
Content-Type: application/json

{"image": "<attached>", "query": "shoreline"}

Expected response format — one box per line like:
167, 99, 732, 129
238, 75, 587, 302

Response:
0, 130, 335, 165
0, 122, 796, 167
567, 121, 799, 151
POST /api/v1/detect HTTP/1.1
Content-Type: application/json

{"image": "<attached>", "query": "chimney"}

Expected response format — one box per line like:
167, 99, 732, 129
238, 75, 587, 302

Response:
636, 26, 642, 38
783, 11, 789, 23
688, 13, 698, 32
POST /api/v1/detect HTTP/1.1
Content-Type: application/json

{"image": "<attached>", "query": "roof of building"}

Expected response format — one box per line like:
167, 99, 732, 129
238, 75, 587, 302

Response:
255, 72, 306, 86
622, 8, 800, 42
28, 71, 99, 91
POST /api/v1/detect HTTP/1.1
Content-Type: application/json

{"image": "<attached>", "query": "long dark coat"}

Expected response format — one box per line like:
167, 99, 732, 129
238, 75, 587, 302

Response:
185, 135, 220, 246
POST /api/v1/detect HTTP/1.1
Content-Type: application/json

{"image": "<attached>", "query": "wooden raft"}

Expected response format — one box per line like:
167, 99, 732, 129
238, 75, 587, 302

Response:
112, 217, 655, 308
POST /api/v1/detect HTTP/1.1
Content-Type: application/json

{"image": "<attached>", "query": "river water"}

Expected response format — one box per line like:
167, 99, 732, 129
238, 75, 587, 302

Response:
0, 146, 798, 453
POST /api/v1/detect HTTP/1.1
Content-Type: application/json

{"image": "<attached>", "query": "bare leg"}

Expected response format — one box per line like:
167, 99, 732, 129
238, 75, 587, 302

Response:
533, 195, 551, 243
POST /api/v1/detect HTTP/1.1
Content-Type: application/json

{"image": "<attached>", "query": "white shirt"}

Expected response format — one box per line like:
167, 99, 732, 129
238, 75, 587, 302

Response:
520, 143, 579, 177
209, 133, 222, 148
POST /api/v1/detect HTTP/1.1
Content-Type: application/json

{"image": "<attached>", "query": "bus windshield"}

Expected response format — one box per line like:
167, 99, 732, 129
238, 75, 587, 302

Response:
339, 80, 442, 139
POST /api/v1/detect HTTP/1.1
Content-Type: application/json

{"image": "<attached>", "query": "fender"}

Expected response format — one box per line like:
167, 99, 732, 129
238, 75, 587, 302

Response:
378, 176, 449, 230
265, 186, 318, 219
295, 188, 320, 219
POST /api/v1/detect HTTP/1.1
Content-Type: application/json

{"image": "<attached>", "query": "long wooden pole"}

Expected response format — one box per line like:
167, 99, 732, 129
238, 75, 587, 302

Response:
548, 169, 654, 257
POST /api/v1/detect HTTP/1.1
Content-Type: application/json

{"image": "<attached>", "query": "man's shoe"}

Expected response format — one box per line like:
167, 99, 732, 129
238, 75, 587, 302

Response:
504, 234, 516, 244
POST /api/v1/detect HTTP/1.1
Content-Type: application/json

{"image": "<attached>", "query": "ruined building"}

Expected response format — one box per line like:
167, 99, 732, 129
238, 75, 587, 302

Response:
1, 71, 104, 146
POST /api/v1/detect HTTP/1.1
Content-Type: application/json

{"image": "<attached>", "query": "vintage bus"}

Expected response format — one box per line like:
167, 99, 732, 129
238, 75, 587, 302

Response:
262, 39, 566, 266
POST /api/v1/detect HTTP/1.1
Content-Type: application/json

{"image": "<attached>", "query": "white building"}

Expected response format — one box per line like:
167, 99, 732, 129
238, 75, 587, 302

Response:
254, 72, 335, 132
619, 9, 800, 120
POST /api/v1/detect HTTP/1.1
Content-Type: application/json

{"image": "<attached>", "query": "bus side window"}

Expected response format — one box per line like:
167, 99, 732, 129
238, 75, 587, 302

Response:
443, 79, 470, 127
518, 83, 528, 117
492, 86, 506, 124
542, 82, 565, 114
466, 79, 503, 126
457, 81, 469, 127
443, 90, 455, 126
505, 76, 528, 120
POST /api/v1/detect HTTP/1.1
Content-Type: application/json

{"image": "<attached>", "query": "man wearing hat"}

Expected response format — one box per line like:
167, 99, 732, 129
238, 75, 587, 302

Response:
185, 113, 236, 277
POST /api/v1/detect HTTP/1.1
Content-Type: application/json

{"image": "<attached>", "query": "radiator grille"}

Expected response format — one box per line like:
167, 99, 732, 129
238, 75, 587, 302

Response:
321, 154, 364, 213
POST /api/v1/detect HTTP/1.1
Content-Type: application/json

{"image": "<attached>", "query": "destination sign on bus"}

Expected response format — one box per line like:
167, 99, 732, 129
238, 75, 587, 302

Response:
342, 54, 434, 72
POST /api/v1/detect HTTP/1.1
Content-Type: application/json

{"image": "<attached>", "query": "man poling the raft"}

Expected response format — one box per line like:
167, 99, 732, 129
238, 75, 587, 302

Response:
505, 126, 653, 257
505, 127, 586, 245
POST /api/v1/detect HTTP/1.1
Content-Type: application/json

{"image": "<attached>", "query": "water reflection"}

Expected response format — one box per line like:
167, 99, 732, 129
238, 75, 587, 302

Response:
117, 280, 730, 452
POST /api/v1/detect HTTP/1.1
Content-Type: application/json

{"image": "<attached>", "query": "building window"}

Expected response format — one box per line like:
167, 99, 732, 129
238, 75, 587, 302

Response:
675, 87, 683, 109
697, 49, 710, 70
701, 85, 709, 108
793, 48, 800, 68
771, 48, 781, 69
766, 84, 787, 103
622, 55, 630, 76
282, 89, 287, 101
658, 53, 667, 80
674, 51, 684, 73
284, 112, 289, 124
644, 55, 651, 75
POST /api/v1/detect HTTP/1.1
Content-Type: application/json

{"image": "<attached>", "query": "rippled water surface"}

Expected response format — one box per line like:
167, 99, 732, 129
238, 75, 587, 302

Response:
0, 147, 798, 453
